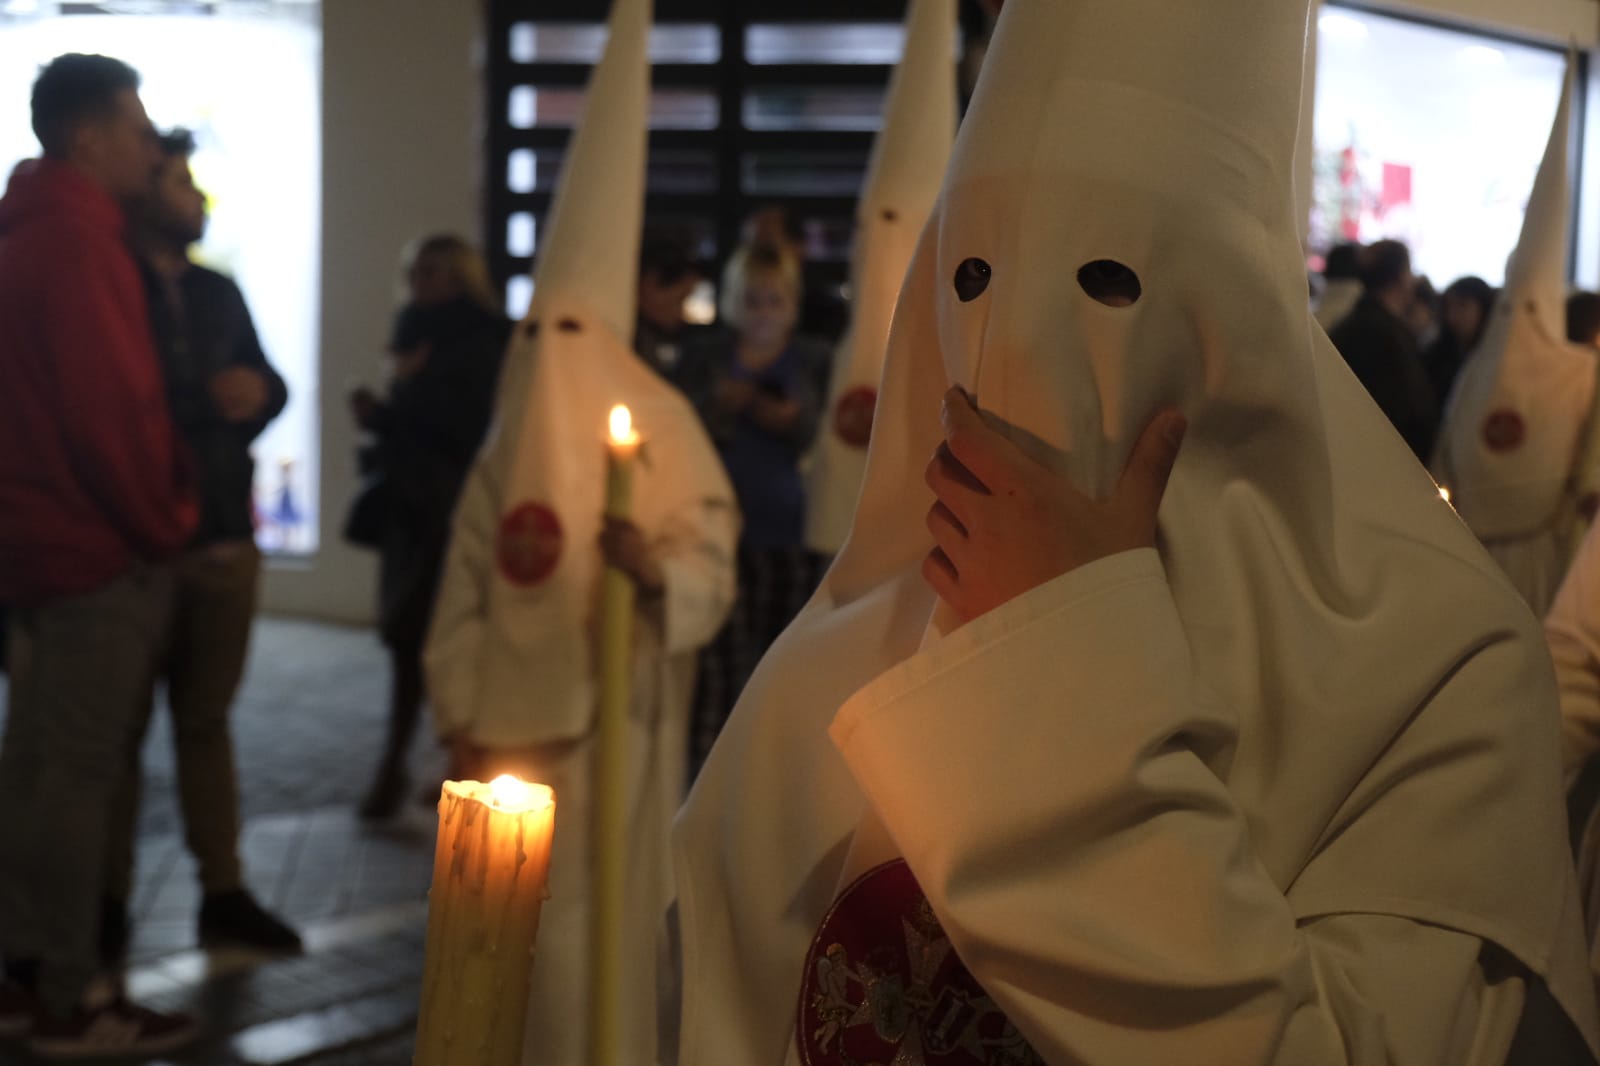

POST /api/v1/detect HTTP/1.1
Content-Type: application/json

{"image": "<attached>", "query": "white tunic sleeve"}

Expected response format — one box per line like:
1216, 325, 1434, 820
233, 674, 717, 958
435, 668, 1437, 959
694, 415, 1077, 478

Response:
423, 459, 498, 739
1548, 525, 1600, 786
831, 550, 1536, 1065
653, 496, 738, 657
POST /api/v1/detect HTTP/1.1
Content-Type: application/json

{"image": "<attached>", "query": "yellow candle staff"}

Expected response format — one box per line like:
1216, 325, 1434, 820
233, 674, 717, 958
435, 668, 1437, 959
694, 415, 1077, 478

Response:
414, 775, 555, 1066
591, 403, 641, 1065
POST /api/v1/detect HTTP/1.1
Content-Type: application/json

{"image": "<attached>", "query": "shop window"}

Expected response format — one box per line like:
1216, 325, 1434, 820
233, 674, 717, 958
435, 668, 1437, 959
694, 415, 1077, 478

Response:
1313, 5, 1571, 287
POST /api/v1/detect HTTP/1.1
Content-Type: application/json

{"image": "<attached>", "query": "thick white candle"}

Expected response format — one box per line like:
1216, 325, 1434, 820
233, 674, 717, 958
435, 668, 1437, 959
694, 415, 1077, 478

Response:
414, 776, 555, 1066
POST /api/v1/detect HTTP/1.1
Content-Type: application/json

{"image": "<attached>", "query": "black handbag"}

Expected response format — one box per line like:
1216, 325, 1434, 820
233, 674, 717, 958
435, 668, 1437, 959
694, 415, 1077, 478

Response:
342, 474, 390, 549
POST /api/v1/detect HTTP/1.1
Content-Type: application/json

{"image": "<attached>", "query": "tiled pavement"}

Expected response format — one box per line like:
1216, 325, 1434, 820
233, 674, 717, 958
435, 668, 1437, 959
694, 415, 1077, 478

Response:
0, 619, 448, 1065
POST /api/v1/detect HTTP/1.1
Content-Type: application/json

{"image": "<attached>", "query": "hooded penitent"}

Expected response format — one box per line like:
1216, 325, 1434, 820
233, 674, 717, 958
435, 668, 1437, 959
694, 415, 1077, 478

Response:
1435, 59, 1598, 614
804, 0, 957, 556
424, 0, 736, 1061
669, 0, 1600, 1062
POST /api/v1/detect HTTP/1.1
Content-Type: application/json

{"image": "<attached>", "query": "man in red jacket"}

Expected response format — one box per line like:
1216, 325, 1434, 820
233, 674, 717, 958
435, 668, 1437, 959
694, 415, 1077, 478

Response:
0, 54, 200, 1058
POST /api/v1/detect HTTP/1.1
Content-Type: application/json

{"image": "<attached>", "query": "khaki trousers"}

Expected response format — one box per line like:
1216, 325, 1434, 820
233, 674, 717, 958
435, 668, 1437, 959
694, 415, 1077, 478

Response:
107, 543, 261, 901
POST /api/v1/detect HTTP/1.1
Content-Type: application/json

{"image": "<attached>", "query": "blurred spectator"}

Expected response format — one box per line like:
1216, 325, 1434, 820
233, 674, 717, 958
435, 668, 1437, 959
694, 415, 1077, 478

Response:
1314, 241, 1364, 332
1329, 239, 1440, 461
1409, 276, 1441, 347
634, 225, 706, 379
743, 205, 849, 344
1569, 291, 1600, 350
347, 235, 509, 819
0, 53, 199, 1056
679, 243, 830, 777
1425, 276, 1495, 404
98, 127, 298, 963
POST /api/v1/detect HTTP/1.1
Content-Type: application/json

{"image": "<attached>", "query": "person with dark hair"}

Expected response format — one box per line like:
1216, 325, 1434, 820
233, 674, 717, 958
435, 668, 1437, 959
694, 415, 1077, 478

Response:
94, 128, 300, 965
1410, 275, 1441, 345
1425, 276, 1495, 403
1329, 239, 1440, 460
0, 54, 200, 1056
1570, 292, 1600, 350
1313, 241, 1364, 331
348, 235, 509, 819
634, 225, 706, 379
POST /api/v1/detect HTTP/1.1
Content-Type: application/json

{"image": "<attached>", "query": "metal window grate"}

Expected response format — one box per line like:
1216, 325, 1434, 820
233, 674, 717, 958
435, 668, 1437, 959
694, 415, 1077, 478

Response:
484, 0, 942, 317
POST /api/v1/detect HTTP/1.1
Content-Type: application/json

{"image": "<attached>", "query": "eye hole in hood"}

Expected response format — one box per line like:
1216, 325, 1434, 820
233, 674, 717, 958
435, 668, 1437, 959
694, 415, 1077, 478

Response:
1078, 260, 1142, 307
953, 257, 992, 302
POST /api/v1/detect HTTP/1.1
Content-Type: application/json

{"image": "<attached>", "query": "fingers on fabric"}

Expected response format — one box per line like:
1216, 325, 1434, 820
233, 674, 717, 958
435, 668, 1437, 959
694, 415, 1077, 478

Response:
1114, 409, 1187, 533
940, 387, 1026, 495
924, 443, 990, 526
924, 500, 969, 557
921, 547, 961, 608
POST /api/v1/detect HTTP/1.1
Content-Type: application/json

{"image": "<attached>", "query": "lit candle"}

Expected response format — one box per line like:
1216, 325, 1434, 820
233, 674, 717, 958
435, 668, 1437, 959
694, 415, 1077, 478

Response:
591, 404, 641, 1065
414, 776, 556, 1066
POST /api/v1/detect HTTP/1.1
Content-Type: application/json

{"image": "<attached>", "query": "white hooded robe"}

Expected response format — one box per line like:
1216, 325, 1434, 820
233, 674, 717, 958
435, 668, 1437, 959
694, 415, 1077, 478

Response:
1435, 60, 1600, 617
423, 0, 737, 1060
804, 0, 957, 557
668, 0, 1600, 1062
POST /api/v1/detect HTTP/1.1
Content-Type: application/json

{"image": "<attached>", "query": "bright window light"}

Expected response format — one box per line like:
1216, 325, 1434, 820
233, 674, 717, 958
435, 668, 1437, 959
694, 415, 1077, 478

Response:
0, 3, 323, 555
1318, 12, 1370, 42
1312, 5, 1567, 288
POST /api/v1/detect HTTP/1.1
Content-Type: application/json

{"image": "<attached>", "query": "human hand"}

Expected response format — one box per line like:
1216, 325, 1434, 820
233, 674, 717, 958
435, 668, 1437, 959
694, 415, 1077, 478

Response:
210, 366, 270, 423
599, 515, 665, 595
348, 386, 381, 429
714, 377, 757, 414
921, 387, 1186, 624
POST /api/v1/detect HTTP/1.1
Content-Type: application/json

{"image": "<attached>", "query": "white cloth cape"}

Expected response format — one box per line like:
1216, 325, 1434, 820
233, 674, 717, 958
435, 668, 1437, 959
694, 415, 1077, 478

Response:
425, 0, 737, 1055
669, 0, 1600, 1061
426, 301, 736, 1066
805, 0, 957, 555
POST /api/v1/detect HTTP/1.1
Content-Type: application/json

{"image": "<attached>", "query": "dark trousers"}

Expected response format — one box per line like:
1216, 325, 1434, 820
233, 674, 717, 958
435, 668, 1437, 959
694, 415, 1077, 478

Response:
688, 545, 823, 781
0, 567, 174, 1012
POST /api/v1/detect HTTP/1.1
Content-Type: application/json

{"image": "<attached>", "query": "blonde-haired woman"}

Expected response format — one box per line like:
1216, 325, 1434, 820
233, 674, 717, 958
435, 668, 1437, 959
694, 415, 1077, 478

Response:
398, 233, 500, 314
679, 241, 831, 777
348, 234, 509, 817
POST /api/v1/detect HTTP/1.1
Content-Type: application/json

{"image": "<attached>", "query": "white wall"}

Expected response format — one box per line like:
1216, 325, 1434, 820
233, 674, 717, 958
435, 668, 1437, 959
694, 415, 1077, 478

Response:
260, 0, 483, 623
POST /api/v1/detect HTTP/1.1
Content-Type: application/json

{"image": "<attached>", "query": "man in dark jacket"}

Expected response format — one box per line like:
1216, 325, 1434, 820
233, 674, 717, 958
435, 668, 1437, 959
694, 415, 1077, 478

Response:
98, 128, 299, 963
1329, 239, 1441, 461
0, 54, 199, 1056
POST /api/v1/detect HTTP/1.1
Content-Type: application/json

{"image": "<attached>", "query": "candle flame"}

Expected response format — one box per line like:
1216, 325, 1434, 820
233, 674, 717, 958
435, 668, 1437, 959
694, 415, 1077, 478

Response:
1438, 484, 1453, 505
489, 773, 538, 813
609, 404, 639, 446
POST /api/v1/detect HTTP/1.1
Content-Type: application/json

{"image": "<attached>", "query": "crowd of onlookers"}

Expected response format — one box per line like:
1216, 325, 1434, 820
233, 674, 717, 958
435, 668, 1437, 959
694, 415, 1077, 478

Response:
1318, 237, 1600, 463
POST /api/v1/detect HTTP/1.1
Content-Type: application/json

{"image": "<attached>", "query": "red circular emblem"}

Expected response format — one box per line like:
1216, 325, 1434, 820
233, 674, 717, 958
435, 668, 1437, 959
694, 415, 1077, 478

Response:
834, 386, 878, 449
798, 860, 1043, 1066
1482, 410, 1526, 454
496, 502, 563, 587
